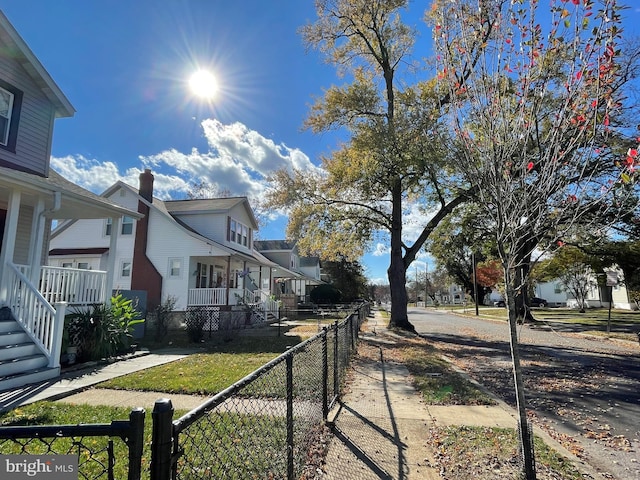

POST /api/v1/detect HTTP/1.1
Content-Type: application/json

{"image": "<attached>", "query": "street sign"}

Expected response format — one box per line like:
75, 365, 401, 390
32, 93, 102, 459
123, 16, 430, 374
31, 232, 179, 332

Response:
606, 271, 618, 287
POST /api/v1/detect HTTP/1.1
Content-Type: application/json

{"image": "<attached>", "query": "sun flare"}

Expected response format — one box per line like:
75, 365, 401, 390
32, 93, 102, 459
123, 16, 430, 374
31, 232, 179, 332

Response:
189, 69, 218, 99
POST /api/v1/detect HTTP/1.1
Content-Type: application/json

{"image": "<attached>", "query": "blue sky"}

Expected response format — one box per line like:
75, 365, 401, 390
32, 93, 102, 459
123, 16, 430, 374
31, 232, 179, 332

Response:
3, 1, 640, 286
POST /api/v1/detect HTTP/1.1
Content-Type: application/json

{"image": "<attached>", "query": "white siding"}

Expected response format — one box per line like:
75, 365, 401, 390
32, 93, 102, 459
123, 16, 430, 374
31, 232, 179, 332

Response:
146, 208, 229, 310
172, 212, 227, 244
13, 203, 32, 264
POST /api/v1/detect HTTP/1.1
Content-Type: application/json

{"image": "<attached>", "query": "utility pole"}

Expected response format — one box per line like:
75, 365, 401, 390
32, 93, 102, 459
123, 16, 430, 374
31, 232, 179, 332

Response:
472, 252, 479, 316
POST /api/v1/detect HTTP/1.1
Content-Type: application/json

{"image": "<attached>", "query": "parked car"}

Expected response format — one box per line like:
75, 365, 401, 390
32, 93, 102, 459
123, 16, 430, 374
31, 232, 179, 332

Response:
493, 300, 506, 307
530, 297, 548, 308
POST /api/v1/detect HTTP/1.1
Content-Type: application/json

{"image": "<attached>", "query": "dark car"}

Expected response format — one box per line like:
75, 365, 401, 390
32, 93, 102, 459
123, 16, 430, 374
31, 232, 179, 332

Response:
530, 297, 548, 308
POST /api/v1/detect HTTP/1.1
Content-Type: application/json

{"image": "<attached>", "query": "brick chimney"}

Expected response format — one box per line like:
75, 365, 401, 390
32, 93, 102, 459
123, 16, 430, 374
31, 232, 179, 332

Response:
131, 169, 162, 312
139, 168, 154, 203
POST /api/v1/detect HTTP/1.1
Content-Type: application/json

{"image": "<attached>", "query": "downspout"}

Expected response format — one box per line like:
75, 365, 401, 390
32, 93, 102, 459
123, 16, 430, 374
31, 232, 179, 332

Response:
31, 191, 61, 285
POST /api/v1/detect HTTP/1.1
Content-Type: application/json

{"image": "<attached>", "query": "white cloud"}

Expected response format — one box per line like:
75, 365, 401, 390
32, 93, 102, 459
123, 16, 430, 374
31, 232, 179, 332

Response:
51, 119, 320, 207
372, 243, 390, 257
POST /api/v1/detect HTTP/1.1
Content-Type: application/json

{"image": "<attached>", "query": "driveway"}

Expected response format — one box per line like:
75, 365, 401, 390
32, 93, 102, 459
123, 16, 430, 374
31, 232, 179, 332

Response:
408, 308, 640, 480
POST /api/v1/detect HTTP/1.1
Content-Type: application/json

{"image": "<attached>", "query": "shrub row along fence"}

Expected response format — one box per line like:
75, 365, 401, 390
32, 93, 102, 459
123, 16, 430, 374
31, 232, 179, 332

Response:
0, 303, 370, 480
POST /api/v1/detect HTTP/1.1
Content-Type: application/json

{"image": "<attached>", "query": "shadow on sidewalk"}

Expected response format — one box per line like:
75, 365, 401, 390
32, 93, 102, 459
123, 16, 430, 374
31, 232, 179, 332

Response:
326, 347, 410, 479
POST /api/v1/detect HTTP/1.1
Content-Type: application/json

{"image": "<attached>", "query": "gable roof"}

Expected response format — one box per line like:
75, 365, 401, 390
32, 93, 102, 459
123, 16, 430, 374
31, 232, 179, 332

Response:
0, 10, 75, 118
164, 197, 258, 229
254, 240, 296, 252
63, 180, 273, 266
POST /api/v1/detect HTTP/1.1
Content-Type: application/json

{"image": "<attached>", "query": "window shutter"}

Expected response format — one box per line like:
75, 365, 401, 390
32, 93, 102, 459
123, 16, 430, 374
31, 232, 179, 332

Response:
227, 216, 231, 241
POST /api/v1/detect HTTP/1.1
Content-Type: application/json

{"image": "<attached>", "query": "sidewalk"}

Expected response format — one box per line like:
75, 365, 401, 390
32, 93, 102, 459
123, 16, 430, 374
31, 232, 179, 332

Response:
320, 311, 597, 480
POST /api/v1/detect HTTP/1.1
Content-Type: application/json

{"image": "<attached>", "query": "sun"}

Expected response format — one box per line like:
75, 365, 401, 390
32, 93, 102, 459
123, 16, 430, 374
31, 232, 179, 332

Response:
189, 69, 219, 99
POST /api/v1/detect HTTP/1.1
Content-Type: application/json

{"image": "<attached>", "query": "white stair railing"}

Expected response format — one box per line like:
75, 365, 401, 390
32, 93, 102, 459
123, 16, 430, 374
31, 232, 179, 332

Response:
6, 262, 66, 368
39, 266, 107, 306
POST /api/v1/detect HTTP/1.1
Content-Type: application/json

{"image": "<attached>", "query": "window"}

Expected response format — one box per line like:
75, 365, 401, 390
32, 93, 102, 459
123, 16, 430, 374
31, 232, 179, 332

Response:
106, 216, 134, 236
0, 87, 14, 146
554, 284, 562, 294
121, 216, 134, 235
61, 262, 72, 268
77, 262, 89, 270
121, 261, 131, 277
196, 262, 209, 288
228, 217, 251, 248
168, 258, 182, 277
0, 82, 21, 152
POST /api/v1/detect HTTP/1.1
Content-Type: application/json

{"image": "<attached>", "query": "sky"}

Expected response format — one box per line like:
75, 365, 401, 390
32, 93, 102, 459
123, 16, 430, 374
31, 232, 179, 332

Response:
3, 1, 640, 286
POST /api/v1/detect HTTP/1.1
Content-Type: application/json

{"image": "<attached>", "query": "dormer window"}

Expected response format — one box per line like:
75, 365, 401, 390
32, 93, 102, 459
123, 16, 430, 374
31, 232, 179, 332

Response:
228, 217, 251, 248
0, 81, 22, 152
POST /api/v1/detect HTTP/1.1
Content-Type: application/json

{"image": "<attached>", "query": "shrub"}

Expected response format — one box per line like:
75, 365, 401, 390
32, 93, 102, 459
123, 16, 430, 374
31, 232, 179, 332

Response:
153, 295, 177, 341
310, 284, 342, 304
64, 295, 144, 362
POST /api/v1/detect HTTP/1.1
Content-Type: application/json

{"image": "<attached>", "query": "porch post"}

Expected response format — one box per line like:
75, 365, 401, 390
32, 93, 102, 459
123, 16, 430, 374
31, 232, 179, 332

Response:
225, 256, 231, 305
0, 189, 21, 303
105, 216, 121, 305
28, 198, 46, 285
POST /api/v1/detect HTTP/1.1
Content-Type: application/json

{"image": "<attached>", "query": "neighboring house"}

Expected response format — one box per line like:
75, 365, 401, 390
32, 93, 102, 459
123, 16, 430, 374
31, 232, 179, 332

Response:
254, 240, 323, 308
0, 11, 141, 391
535, 268, 636, 310
50, 170, 280, 327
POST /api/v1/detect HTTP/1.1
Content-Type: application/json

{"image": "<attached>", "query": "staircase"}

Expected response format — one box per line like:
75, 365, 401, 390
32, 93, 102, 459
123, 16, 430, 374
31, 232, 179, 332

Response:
0, 310, 59, 392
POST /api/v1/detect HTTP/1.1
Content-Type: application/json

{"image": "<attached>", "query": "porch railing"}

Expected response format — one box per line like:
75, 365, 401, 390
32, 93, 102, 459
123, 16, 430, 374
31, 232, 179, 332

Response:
187, 288, 265, 307
5, 262, 66, 368
38, 266, 107, 306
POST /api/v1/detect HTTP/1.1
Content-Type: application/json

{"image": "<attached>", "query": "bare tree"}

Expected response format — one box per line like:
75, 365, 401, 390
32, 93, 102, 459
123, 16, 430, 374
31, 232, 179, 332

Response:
432, 0, 638, 477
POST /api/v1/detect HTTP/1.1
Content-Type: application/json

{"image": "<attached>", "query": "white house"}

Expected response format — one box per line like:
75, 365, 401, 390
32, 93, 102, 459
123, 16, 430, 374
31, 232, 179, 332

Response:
253, 240, 323, 309
0, 11, 140, 391
50, 170, 280, 325
535, 267, 637, 310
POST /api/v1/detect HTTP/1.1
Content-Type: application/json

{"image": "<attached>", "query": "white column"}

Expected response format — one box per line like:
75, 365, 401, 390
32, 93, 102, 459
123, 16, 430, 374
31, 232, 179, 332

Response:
105, 216, 120, 305
0, 189, 21, 303
28, 198, 46, 285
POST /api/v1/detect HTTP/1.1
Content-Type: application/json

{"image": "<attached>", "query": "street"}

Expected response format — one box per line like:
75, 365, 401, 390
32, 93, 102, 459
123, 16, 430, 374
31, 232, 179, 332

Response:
408, 308, 640, 480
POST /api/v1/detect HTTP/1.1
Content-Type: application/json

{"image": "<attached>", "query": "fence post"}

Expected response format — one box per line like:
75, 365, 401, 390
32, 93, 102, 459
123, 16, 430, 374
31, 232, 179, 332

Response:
286, 353, 294, 480
128, 408, 146, 480
150, 399, 174, 480
322, 328, 328, 421
333, 320, 339, 400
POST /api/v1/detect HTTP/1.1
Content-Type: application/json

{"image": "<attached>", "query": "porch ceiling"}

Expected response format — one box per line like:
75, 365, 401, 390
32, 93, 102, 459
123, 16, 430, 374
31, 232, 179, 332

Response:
0, 167, 141, 220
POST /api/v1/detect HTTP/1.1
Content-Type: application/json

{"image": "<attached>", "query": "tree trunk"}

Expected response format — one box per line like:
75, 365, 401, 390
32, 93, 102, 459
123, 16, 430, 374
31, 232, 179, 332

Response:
505, 269, 536, 480
387, 179, 415, 332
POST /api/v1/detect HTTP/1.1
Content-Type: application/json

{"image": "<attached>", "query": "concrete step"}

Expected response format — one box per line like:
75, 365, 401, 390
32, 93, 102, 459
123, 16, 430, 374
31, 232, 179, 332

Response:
0, 366, 60, 393
0, 342, 40, 362
0, 354, 48, 378
0, 318, 19, 334
0, 330, 29, 347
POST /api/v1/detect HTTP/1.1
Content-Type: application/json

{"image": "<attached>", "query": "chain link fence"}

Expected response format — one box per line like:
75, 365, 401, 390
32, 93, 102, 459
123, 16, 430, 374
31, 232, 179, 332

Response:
0, 409, 145, 480
0, 303, 370, 480
153, 304, 369, 480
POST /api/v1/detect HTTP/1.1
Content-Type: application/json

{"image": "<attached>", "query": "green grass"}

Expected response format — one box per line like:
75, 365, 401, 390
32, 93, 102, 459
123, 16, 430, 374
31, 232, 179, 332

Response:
0, 401, 298, 480
0, 402, 189, 480
430, 425, 583, 479
399, 343, 496, 405
100, 335, 303, 395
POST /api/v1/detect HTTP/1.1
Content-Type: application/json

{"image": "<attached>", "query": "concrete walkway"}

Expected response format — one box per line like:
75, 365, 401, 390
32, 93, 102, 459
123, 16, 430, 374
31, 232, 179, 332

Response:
0, 348, 194, 412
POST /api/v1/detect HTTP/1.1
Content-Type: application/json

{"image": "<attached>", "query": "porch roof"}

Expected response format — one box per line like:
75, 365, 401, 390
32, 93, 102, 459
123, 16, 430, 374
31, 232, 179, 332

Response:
0, 167, 142, 220
49, 247, 109, 256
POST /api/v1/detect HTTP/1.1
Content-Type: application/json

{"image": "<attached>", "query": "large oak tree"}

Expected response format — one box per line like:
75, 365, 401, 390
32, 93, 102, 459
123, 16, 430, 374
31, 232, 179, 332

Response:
265, 0, 494, 330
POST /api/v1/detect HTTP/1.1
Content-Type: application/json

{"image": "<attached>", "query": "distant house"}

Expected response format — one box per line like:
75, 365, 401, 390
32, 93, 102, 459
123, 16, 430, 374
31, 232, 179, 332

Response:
535, 268, 636, 310
254, 240, 323, 309
50, 170, 280, 327
0, 11, 140, 391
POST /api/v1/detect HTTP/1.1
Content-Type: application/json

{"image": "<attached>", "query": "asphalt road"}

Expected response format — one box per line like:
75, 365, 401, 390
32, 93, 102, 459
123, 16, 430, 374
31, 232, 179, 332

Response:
407, 307, 640, 480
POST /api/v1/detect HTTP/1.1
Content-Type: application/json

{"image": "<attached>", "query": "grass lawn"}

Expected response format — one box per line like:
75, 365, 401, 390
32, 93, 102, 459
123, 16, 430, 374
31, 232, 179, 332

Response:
100, 334, 304, 395
0, 402, 190, 480
430, 425, 583, 479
